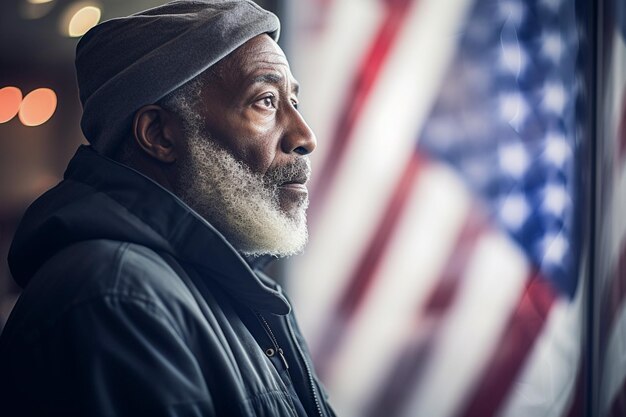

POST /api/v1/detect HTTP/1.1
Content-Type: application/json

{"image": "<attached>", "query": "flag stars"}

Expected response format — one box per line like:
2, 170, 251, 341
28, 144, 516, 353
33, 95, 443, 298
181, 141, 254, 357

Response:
541, 32, 565, 62
542, 82, 567, 114
541, 233, 569, 265
499, 193, 530, 229
543, 132, 571, 166
499, 92, 530, 130
499, 43, 527, 76
498, 0, 526, 26
542, 184, 569, 215
499, 142, 530, 178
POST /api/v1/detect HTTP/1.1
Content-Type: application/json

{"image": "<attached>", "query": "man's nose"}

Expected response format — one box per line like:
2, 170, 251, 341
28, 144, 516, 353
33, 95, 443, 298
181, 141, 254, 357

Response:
281, 105, 317, 156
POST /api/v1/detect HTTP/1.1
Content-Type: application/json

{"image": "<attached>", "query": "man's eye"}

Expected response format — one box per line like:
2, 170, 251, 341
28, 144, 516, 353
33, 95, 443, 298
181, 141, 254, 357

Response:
258, 96, 275, 108
291, 100, 299, 110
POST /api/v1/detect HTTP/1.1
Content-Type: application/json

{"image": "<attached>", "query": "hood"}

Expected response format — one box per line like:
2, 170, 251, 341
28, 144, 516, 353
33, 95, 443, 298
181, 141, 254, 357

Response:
8, 145, 290, 314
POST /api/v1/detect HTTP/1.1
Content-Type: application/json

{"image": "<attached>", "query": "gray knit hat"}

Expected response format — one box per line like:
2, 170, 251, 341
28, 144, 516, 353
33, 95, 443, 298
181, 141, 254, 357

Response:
75, 0, 280, 155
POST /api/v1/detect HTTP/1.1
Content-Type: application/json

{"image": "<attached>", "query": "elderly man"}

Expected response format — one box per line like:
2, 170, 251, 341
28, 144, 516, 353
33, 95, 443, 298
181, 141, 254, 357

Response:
0, 1, 336, 416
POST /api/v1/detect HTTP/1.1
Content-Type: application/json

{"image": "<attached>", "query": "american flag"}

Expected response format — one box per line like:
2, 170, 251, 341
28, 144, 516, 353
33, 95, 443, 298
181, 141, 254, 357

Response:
285, 0, 591, 416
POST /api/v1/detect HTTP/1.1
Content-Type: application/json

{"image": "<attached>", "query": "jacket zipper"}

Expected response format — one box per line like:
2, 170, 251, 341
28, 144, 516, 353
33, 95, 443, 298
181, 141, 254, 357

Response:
255, 312, 289, 370
256, 311, 324, 417
285, 316, 324, 417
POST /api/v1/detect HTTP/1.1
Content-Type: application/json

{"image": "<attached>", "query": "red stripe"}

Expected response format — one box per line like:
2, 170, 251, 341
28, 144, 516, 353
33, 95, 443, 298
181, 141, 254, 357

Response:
422, 210, 485, 314
458, 273, 558, 417
310, 0, 416, 219
313, 153, 425, 376
363, 209, 487, 417
364, 323, 436, 417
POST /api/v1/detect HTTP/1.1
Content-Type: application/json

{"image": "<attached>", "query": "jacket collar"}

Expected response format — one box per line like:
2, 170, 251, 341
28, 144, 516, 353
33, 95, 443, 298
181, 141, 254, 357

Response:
66, 146, 291, 314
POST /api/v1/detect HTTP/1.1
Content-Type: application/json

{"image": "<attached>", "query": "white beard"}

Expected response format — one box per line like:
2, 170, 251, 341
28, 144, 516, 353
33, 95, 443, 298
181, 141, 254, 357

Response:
175, 129, 310, 258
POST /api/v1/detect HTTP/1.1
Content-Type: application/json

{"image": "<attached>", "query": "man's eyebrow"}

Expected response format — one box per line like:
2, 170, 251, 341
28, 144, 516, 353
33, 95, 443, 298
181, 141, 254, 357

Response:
249, 73, 300, 95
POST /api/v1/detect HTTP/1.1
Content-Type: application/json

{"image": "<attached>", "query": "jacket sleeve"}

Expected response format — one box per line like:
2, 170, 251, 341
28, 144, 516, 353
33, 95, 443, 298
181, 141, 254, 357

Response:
47, 294, 216, 417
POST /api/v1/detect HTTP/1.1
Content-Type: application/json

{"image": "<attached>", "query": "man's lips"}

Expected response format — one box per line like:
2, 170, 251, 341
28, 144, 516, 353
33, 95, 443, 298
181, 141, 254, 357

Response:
279, 182, 308, 191
278, 175, 309, 193
278, 180, 308, 191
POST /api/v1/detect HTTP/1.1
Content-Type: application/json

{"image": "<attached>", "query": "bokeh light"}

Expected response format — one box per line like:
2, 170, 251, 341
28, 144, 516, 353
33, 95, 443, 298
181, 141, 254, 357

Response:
63, 4, 101, 37
18, 88, 57, 127
0, 87, 23, 124
26, 0, 54, 4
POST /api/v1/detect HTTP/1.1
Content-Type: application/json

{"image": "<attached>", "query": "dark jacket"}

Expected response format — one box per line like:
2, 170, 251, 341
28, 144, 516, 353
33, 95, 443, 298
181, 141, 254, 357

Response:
0, 145, 336, 417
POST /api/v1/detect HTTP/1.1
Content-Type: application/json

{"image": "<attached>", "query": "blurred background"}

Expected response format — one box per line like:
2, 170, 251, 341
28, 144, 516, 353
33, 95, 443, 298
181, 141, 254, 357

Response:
2, 0, 626, 416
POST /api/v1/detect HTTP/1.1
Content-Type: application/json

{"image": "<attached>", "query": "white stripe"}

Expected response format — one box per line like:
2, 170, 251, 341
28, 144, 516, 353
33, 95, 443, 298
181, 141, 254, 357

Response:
286, 0, 383, 177
322, 163, 472, 417
399, 231, 529, 417
497, 271, 585, 417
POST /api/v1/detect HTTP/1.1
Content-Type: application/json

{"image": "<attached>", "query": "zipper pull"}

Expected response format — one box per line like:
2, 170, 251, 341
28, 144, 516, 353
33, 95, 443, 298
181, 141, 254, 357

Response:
278, 348, 289, 370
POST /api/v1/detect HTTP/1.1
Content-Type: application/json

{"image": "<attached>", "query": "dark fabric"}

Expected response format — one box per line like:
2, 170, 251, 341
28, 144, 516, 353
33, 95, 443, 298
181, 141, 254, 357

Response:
75, 0, 280, 155
0, 145, 336, 417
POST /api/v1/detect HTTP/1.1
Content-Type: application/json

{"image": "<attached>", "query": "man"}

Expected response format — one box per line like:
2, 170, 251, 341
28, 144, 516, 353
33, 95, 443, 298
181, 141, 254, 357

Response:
0, 1, 336, 416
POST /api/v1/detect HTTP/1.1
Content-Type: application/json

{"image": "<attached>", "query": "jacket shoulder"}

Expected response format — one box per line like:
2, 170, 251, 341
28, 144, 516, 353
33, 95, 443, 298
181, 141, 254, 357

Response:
0, 240, 218, 416
39, 240, 186, 296
4, 240, 199, 341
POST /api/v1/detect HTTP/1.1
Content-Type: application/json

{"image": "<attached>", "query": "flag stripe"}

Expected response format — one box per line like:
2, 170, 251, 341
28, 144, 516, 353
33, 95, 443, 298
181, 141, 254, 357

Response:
458, 274, 558, 417
497, 289, 584, 417
313, 154, 425, 375
398, 232, 530, 417
363, 209, 487, 417
290, 0, 471, 349
365, 323, 437, 417
422, 210, 486, 314
320, 161, 474, 417
310, 0, 416, 215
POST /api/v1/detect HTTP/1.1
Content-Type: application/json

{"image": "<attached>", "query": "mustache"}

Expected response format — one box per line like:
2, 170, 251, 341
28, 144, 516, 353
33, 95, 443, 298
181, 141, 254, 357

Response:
264, 157, 311, 186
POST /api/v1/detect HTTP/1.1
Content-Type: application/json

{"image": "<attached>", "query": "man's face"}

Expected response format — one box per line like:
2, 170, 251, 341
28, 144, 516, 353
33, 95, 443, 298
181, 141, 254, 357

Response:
173, 34, 317, 257
195, 34, 316, 216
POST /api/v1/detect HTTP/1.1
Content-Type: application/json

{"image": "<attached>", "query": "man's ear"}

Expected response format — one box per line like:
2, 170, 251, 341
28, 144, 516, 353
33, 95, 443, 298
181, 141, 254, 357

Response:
132, 105, 182, 163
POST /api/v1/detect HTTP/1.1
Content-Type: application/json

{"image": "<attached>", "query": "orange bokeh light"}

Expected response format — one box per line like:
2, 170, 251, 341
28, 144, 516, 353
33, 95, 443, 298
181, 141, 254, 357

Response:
0, 86, 23, 123
19, 88, 57, 127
